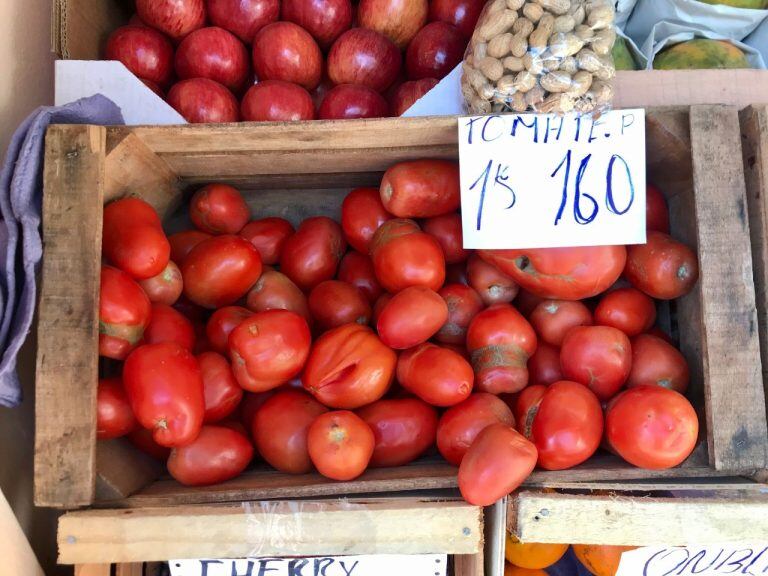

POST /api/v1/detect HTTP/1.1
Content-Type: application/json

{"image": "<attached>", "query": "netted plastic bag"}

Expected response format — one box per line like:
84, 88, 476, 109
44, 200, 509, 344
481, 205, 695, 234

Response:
461, 0, 617, 114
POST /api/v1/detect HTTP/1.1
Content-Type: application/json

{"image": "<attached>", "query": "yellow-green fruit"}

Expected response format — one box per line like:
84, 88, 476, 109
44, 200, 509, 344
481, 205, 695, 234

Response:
696, 0, 768, 9
653, 39, 751, 70
613, 37, 637, 70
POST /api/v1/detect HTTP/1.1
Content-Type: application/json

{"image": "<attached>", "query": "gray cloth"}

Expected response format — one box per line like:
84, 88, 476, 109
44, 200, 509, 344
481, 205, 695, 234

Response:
0, 95, 123, 407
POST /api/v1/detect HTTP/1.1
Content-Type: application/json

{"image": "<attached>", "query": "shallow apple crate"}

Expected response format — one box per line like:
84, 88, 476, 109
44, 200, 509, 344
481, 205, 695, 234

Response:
57, 493, 486, 575
35, 109, 768, 519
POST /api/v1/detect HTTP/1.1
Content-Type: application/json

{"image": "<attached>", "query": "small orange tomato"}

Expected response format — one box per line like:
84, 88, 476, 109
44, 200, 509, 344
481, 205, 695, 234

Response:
573, 544, 637, 576
625, 231, 698, 300
307, 410, 375, 480
379, 159, 460, 218
505, 533, 568, 569
397, 343, 474, 407
529, 299, 593, 347
594, 287, 656, 337
377, 286, 448, 349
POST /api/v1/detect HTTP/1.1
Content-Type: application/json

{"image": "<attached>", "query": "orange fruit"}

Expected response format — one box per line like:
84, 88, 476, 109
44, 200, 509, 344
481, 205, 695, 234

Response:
573, 544, 638, 576
505, 533, 568, 569
504, 564, 549, 576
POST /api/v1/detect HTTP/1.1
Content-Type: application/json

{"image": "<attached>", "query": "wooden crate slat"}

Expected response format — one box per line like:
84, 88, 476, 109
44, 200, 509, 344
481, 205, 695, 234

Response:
508, 491, 768, 546
740, 105, 768, 417
131, 117, 459, 154
115, 564, 144, 576
74, 565, 111, 576
95, 439, 163, 502
689, 105, 768, 471
58, 500, 483, 564
35, 125, 106, 508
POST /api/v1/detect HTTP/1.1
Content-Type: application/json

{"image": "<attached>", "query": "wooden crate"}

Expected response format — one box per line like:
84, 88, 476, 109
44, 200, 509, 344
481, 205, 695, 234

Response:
741, 105, 768, 423
58, 494, 485, 575
35, 108, 768, 511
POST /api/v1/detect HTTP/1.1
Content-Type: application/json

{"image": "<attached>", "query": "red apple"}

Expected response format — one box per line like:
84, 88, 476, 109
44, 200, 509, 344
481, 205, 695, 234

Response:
136, 0, 205, 41
318, 84, 389, 119
105, 26, 174, 87
390, 78, 438, 115
282, 0, 353, 49
327, 28, 401, 92
141, 79, 166, 98
358, 0, 428, 49
207, 0, 280, 43
252, 22, 323, 90
168, 78, 240, 123
175, 27, 250, 92
242, 80, 315, 121
428, 0, 485, 39
406, 21, 465, 80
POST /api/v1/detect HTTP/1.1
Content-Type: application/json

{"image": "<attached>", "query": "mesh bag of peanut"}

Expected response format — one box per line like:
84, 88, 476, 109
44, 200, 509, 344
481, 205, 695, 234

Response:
461, 0, 616, 114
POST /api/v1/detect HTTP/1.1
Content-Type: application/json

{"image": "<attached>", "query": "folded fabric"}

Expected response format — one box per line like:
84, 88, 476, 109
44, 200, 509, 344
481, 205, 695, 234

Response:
0, 94, 123, 407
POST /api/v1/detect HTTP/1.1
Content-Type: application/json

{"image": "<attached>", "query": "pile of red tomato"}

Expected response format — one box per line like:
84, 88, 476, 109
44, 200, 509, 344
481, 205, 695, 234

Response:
97, 159, 700, 506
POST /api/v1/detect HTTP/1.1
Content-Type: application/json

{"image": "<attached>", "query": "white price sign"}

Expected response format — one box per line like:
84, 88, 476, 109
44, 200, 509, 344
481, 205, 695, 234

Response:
458, 109, 646, 249
616, 545, 768, 576
169, 554, 448, 576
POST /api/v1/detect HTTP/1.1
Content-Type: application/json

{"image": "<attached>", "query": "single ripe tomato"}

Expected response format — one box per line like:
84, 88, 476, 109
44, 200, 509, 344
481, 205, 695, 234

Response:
514, 289, 544, 318
423, 213, 468, 264
357, 398, 438, 467
397, 343, 474, 406
337, 251, 384, 304
206, 306, 252, 354
103, 197, 170, 279
138, 260, 183, 305
190, 183, 251, 234
437, 393, 514, 466
627, 334, 689, 393
99, 265, 151, 360
182, 234, 262, 308
168, 230, 212, 265
560, 326, 631, 401
606, 385, 698, 469
380, 159, 460, 217
594, 287, 656, 337
307, 410, 375, 480
239, 217, 294, 265
280, 217, 346, 291
516, 381, 603, 470
253, 389, 328, 474
303, 323, 396, 409
144, 303, 196, 351
527, 342, 563, 385
245, 269, 311, 322
229, 310, 311, 392
573, 545, 637, 576
478, 246, 627, 300
372, 293, 392, 324
625, 231, 699, 300
308, 280, 372, 330
436, 283, 484, 345
127, 427, 171, 460
466, 304, 537, 394
505, 534, 568, 569
646, 183, 670, 234
467, 254, 519, 305
97, 378, 137, 439
377, 286, 448, 349
458, 423, 537, 506
167, 425, 253, 486
198, 351, 243, 423
529, 300, 593, 347
370, 219, 445, 292
341, 187, 392, 253
123, 342, 205, 447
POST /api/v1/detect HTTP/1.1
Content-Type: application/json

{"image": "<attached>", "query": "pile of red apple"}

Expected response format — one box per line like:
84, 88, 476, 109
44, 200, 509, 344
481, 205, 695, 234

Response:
105, 0, 484, 122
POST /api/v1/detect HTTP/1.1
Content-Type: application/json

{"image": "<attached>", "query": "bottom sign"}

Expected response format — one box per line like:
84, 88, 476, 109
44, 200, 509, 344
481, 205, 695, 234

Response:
617, 545, 768, 576
169, 554, 448, 576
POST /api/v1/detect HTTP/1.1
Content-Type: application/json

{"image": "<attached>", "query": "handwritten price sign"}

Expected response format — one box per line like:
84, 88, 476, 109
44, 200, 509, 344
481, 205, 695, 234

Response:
458, 109, 646, 249
616, 545, 768, 576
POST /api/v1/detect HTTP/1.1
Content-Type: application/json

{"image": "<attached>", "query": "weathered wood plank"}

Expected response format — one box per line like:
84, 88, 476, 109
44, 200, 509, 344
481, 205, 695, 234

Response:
58, 500, 482, 564
508, 491, 768, 545
739, 105, 768, 421
95, 439, 163, 502
74, 565, 111, 576
688, 105, 768, 471
35, 125, 106, 508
